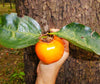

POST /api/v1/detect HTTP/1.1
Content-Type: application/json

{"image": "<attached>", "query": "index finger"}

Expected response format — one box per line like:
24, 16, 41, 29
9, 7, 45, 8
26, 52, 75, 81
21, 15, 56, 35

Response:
50, 29, 60, 32
62, 39, 69, 52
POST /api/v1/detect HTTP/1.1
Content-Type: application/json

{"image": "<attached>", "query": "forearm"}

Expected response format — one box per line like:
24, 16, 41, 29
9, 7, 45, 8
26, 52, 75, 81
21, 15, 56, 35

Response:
35, 67, 60, 84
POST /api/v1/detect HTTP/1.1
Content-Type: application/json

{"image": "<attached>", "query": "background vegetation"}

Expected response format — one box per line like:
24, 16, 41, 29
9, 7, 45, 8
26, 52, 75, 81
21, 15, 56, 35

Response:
0, 1, 25, 83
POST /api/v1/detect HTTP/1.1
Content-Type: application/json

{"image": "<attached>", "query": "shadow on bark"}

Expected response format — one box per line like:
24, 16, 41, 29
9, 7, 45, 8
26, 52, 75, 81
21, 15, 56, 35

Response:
70, 43, 100, 61
24, 46, 39, 84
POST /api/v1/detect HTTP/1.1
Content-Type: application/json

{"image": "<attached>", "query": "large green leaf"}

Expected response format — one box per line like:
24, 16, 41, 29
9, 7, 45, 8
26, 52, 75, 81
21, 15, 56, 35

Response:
0, 13, 41, 49
52, 23, 100, 55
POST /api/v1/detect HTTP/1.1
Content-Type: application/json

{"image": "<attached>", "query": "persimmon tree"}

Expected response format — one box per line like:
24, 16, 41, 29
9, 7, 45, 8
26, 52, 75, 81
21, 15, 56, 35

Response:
0, 0, 100, 84
9, 0, 12, 9
2, 0, 5, 7
0, 14, 100, 54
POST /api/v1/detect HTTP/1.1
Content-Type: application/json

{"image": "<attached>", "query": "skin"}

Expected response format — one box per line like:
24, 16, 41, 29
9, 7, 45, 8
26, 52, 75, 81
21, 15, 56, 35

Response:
35, 29, 69, 84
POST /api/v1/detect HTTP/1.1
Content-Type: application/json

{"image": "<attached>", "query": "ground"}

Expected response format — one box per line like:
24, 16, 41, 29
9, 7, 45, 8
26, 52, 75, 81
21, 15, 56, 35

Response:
0, 3, 25, 84
0, 3, 15, 14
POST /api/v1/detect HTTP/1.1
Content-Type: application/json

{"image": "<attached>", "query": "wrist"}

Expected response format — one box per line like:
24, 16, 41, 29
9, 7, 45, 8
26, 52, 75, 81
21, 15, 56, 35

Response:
36, 66, 60, 84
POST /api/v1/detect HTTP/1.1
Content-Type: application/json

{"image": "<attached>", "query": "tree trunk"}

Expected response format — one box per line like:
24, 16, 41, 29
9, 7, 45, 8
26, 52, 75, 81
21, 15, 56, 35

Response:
24, 46, 39, 83
9, 0, 12, 9
2, 0, 5, 7
16, 0, 100, 84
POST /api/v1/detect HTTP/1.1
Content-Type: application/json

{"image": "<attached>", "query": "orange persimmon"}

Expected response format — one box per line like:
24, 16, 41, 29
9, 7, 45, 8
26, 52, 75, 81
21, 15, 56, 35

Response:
35, 36, 64, 64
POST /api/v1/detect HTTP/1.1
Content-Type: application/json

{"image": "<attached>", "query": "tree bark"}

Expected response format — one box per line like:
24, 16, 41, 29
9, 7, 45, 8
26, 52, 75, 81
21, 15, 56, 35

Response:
16, 0, 100, 84
2, 0, 5, 7
9, 0, 12, 9
24, 46, 39, 83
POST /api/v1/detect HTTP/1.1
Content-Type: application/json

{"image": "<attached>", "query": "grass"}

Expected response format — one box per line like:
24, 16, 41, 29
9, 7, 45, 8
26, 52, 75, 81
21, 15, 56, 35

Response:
0, 46, 25, 84
0, 3, 25, 84
0, 3, 15, 14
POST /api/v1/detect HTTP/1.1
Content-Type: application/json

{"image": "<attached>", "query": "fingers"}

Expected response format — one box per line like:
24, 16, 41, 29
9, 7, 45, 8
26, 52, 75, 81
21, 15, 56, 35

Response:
62, 39, 69, 52
50, 29, 60, 32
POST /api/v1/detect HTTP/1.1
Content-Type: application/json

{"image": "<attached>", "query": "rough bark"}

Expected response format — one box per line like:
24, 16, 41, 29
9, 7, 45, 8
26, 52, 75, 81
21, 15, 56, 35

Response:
16, 0, 100, 84
24, 46, 39, 83
9, 0, 12, 9
2, 0, 5, 7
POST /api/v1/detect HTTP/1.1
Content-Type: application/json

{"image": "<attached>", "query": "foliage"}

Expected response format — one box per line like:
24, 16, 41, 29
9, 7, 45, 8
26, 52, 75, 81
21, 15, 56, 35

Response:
0, 4, 24, 84
52, 23, 100, 55
0, 13, 41, 49
0, 13, 100, 55
0, 45, 24, 84
9, 71, 25, 84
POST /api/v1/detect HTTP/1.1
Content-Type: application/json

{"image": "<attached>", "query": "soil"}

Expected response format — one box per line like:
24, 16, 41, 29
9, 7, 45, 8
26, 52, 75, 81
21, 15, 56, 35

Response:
0, 45, 24, 83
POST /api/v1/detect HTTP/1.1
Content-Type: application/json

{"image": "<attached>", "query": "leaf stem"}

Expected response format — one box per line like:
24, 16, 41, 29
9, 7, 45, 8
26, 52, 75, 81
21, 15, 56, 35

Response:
48, 32, 55, 35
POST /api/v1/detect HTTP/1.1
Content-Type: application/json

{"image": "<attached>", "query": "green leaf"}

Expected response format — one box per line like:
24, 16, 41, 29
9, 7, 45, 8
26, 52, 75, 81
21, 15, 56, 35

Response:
0, 13, 41, 49
52, 22, 100, 55
10, 73, 18, 78
19, 72, 25, 76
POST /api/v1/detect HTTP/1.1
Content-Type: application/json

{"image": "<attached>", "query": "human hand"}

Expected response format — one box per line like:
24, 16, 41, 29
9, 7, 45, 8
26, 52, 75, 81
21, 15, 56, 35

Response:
35, 29, 69, 84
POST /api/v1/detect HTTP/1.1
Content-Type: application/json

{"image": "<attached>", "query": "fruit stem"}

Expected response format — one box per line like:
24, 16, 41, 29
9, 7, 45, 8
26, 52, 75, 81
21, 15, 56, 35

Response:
48, 32, 55, 35
41, 36, 48, 39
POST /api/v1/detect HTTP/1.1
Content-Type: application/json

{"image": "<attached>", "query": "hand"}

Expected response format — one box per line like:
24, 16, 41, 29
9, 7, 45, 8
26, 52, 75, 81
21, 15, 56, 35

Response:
35, 29, 69, 84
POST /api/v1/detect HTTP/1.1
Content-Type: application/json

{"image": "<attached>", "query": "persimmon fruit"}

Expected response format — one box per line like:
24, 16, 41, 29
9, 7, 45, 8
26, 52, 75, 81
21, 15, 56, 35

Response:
35, 35, 64, 64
